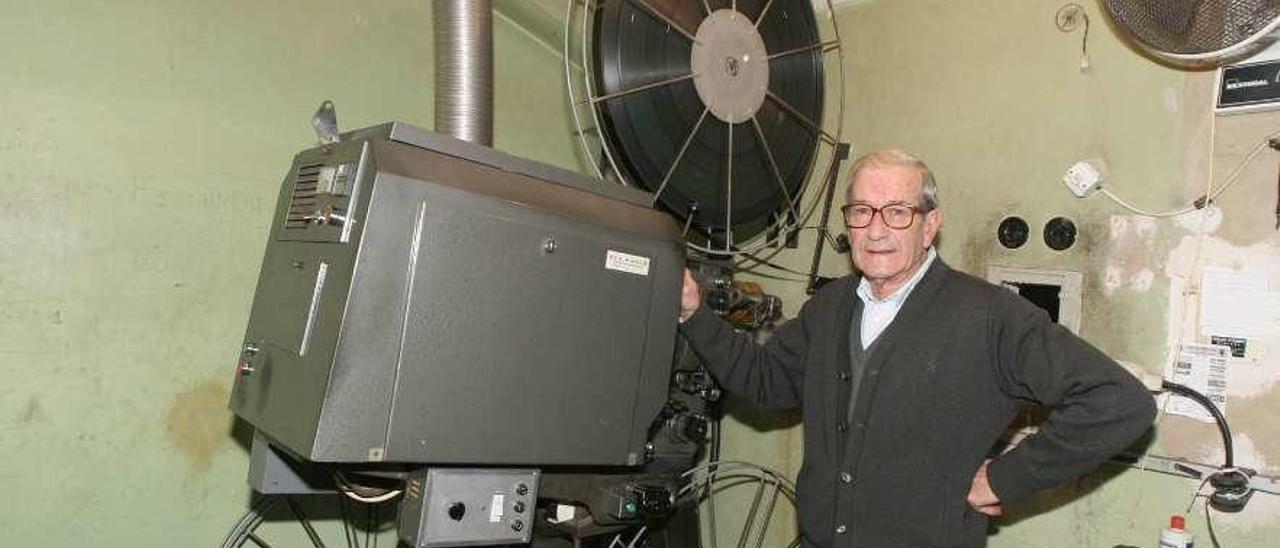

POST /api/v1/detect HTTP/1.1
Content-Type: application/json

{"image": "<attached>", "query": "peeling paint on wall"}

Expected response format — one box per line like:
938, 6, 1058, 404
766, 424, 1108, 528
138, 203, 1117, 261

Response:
1157, 231, 1280, 475
1104, 215, 1162, 297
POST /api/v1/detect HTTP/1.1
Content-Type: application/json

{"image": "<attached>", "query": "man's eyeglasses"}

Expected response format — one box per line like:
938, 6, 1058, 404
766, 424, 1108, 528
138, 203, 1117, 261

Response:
841, 203, 924, 229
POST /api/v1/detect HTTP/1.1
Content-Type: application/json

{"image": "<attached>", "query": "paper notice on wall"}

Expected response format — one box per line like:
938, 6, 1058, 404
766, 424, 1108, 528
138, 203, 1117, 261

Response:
1167, 343, 1229, 423
1199, 267, 1277, 337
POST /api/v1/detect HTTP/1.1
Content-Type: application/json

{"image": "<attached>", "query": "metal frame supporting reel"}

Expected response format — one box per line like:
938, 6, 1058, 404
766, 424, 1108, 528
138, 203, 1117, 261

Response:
678, 460, 801, 548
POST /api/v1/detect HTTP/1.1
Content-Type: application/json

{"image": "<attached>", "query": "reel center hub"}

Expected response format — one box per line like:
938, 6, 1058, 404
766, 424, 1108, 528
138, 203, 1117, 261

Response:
691, 9, 769, 124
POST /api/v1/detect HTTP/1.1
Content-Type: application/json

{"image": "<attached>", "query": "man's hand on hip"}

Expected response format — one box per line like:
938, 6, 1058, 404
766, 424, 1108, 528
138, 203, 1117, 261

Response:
967, 459, 1003, 516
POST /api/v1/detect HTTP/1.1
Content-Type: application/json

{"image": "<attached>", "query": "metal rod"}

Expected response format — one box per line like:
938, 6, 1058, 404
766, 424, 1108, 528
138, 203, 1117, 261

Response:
765, 91, 838, 145
581, 0, 627, 185
247, 531, 276, 548
287, 497, 328, 548
651, 107, 710, 206
735, 480, 766, 548
702, 0, 712, 16
586, 72, 697, 104
623, 0, 699, 43
755, 0, 775, 27
750, 116, 801, 222
565, 0, 602, 178
752, 483, 782, 548
705, 477, 719, 548
725, 120, 734, 253
766, 40, 840, 61
806, 142, 851, 294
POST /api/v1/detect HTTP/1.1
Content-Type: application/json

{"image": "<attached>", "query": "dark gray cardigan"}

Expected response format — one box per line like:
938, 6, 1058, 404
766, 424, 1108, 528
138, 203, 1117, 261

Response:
679, 259, 1155, 548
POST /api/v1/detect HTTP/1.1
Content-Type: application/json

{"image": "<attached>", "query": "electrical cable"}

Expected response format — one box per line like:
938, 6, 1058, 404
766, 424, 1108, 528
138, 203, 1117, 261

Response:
1079, 6, 1091, 71
1204, 497, 1223, 548
1185, 474, 1215, 513
1098, 130, 1276, 218
726, 270, 810, 284
365, 505, 372, 548
1098, 187, 1199, 218
736, 254, 813, 277
337, 495, 357, 548
1153, 109, 1229, 438
1161, 381, 1232, 468
372, 504, 380, 548
732, 226, 843, 276
334, 472, 403, 503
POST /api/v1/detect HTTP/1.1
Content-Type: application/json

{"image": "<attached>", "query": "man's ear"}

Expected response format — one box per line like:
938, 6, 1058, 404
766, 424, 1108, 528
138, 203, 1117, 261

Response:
923, 208, 942, 248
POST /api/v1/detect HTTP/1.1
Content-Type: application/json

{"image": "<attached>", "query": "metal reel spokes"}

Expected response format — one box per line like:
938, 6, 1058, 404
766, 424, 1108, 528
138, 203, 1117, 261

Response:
679, 460, 801, 548
565, 0, 847, 257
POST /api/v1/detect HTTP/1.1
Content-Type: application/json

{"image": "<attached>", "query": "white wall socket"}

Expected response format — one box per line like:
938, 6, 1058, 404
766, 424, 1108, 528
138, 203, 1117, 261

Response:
1063, 159, 1104, 198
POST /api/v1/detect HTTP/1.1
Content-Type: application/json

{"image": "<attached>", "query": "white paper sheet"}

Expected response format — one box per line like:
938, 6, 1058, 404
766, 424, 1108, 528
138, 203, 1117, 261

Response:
1199, 267, 1276, 337
1167, 343, 1229, 423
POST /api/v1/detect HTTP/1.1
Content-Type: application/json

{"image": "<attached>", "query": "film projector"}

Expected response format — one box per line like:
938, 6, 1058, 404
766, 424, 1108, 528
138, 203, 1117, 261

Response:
220, 1, 847, 547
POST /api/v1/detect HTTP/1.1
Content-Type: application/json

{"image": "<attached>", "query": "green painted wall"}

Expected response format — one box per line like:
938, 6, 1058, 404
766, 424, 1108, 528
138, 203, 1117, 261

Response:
0, 0, 580, 545
5, 0, 1277, 546
720, 1, 1280, 546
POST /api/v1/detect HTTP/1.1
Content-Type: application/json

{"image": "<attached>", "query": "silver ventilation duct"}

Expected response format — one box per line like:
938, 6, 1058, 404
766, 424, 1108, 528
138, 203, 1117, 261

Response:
433, 0, 493, 145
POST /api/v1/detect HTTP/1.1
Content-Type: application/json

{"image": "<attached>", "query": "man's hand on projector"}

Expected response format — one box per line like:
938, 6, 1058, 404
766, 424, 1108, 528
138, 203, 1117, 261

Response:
679, 268, 701, 323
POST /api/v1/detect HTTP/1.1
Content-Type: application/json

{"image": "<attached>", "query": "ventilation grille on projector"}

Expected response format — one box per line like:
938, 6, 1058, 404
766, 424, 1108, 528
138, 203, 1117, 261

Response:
1103, 0, 1280, 61
285, 163, 322, 230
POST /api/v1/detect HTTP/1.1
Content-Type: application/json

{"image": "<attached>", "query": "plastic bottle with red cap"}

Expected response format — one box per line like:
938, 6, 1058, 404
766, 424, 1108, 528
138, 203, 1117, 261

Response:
1158, 515, 1194, 548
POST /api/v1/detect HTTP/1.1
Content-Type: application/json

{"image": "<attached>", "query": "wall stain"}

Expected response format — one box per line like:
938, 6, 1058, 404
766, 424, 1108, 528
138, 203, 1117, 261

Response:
1222, 383, 1280, 476
959, 210, 1011, 274
1156, 416, 1222, 465
17, 397, 42, 424
4, 397, 43, 429
960, 229, 993, 275
165, 379, 233, 474
1080, 273, 1135, 363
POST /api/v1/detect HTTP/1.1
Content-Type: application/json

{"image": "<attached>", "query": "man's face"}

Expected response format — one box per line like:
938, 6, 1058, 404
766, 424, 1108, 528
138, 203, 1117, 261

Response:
846, 165, 942, 295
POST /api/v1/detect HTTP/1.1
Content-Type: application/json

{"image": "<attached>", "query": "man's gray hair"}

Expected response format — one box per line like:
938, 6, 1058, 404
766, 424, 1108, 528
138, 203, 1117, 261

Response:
847, 148, 939, 211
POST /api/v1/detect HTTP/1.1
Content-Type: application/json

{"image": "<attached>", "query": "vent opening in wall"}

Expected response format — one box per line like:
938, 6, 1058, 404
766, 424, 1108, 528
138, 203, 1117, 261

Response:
986, 266, 1083, 334
1005, 282, 1062, 323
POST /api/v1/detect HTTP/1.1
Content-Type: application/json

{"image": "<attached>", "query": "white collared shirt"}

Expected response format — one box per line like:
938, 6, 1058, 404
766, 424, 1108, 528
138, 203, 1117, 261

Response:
856, 247, 937, 349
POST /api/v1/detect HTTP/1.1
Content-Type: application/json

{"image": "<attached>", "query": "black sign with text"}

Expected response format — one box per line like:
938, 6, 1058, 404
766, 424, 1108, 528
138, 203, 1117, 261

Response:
1218, 60, 1280, 110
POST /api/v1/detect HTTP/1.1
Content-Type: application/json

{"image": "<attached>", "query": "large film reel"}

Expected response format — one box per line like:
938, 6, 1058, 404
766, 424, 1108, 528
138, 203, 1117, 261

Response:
566, 0, 846, 256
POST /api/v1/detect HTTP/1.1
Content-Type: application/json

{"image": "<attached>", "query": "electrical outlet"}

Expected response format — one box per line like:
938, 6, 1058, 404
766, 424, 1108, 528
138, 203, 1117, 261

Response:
1063, 159, 1103, 197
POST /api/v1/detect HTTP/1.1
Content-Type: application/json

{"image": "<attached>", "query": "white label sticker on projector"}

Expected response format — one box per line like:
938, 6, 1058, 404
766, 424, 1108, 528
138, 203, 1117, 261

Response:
606, 250, 651, 276
490, 494, 504, 522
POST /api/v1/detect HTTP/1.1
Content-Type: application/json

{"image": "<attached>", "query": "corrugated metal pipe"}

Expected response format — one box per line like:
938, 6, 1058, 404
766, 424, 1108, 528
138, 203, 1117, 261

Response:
433, 0, 493, 146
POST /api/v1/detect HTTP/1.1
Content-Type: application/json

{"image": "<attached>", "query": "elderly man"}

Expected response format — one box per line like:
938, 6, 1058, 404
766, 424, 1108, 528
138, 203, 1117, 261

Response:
677, 149, 1155, 548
